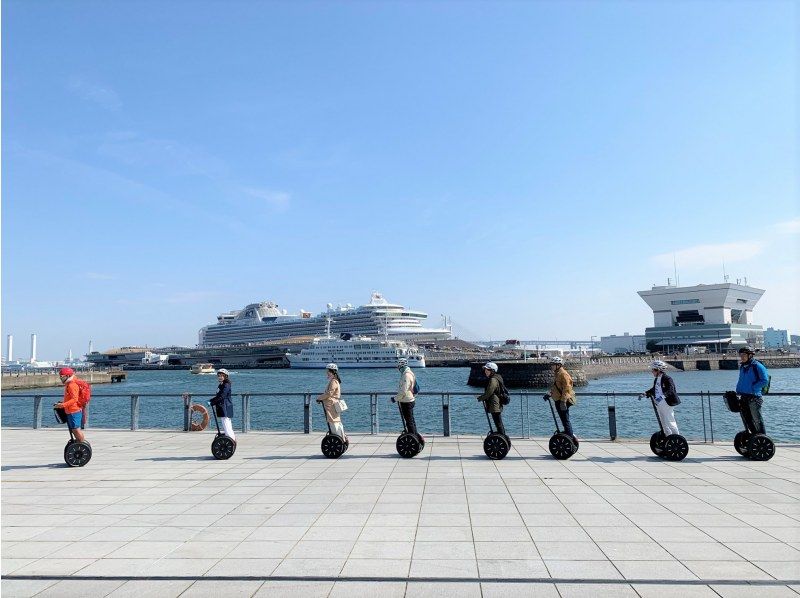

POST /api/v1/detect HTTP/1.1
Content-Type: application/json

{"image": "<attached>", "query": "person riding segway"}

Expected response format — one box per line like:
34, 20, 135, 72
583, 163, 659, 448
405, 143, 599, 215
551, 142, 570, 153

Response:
478, 362, 510, 460
726, 346, 774, 461
546, 356, 578, 450
318, 364, 349, 458
209, 369, 236, 460
393, 358, 424, 458
542, 394, 578, 459
642, 360, 688, 461
53, 368, 92, 467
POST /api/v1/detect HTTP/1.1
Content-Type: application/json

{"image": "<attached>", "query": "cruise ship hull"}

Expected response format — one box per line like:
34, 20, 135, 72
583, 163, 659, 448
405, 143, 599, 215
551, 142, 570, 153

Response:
288, 357, 426, 369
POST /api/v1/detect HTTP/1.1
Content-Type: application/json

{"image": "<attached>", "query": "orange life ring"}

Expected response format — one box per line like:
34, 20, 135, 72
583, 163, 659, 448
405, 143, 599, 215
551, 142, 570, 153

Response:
190, 404, 210, 431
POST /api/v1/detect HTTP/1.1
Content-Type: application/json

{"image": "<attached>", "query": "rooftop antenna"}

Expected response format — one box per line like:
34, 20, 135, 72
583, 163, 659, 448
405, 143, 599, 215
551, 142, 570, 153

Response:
673, 253, 679, 287
723, 261, 729, 283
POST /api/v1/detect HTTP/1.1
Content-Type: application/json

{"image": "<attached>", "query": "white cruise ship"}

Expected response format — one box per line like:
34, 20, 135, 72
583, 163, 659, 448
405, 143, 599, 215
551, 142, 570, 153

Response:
287, 336, 426, 369
199, 292, 451, 347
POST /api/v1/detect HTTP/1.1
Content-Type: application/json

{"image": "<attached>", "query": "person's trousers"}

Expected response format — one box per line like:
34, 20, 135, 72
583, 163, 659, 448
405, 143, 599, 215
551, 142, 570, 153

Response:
655, 400, 679, 436
556, 402, 574, 436
399, 401, 418, 436
491, 412, 506, 436
331, 421, 346, 440
220, 416, 236, 441
739, 395, 766, 434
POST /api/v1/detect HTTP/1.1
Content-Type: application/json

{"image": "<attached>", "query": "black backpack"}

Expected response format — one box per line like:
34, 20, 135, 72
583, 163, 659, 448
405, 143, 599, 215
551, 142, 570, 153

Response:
496, 376, 511, 405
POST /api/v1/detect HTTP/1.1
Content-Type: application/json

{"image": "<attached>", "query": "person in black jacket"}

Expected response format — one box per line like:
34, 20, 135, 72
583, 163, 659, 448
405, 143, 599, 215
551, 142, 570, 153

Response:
644, 360, 680, 435
211, 369, 235, 440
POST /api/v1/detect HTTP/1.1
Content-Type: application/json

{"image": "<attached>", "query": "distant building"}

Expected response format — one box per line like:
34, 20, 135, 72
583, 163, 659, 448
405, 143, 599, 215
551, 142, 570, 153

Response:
600, 333, 646, 354
791, 334, 800, 346
638, 283, 765, 354
764, 328, 791, 349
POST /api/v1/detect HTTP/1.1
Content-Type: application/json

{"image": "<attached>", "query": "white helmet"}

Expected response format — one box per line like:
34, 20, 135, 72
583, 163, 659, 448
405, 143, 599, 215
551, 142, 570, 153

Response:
326, 363, 338, 371
483, 362, 498, 372
550, 356, 564, 365
650, 360, 668, 372
397, 358, 408, 367
217, 368, 230, 376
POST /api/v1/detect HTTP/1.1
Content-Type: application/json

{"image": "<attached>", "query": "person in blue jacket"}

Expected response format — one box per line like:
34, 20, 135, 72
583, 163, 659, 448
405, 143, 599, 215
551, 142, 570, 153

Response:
211, 369, 235, 440
735, 347, 769, 435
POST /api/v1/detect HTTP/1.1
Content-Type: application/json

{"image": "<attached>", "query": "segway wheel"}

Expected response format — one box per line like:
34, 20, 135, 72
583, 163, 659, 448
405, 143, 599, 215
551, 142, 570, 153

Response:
483, 433, 510, 460
502, 434, 512, 448
321, 433, 345, 459
662, 434, 689, 461
417, 434, 426, 449
734, 431, 750, 456
747, 434, 775, 461
649, 431, 666, 456
211, 435, 236, 460
64, 440, 92, 467
396, 433, 421, 458
548, 433, 576, 460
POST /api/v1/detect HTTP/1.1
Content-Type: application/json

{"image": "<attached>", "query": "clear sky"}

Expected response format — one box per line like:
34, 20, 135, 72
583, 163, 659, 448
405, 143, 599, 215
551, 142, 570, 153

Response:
2, 0, 798, 360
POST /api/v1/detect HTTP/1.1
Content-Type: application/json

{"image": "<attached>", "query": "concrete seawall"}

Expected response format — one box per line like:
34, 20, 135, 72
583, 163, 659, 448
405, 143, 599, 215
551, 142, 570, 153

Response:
666, 355, 800, 371
1, 369, 126, 390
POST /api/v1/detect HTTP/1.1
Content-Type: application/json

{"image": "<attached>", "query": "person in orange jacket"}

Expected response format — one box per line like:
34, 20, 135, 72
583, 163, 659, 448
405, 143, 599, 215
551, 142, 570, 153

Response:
54, 368, 86, 442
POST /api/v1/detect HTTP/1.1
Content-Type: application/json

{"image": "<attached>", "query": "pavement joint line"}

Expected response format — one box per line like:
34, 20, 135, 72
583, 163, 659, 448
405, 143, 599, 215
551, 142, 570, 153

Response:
3, 574, 800, 585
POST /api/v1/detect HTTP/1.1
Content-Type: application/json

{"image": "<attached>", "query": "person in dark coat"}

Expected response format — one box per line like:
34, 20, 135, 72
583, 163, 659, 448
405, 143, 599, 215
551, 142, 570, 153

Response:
477, 362, 506, 435
210, 369, 235, 440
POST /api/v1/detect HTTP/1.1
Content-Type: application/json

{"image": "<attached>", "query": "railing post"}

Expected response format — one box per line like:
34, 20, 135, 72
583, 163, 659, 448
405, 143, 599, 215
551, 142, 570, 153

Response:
304, 393, 312, 434
700, 391, 708, 443
182, 393, 192, 432
370, 394, 379, 435
33, 395, 42, 429
442, 393, 451, 437
131, 395, 140, 431
707, 391, 714, 443
607, 392, 617, 441
242, 394, 250, 433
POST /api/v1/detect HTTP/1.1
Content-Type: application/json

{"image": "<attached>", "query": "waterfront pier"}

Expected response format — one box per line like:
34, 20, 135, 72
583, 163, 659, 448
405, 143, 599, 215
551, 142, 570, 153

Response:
1, 369, 126, 390
2, 428, 799, 597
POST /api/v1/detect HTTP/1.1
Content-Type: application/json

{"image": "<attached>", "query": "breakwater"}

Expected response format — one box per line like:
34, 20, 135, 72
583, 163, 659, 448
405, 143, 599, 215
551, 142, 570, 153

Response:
1, 369, 126, 389
666, 355, 800, 371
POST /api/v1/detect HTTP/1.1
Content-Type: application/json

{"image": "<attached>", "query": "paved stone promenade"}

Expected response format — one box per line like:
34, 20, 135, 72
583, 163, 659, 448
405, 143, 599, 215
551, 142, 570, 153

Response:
2, 429, 799, 597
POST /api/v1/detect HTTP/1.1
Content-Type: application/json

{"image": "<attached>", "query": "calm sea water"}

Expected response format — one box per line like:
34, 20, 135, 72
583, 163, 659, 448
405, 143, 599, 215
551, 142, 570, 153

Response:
3, 367, 799, 441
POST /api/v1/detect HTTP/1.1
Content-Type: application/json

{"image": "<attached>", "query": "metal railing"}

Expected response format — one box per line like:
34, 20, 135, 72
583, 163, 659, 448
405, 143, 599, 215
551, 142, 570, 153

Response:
3, 390, 797, 441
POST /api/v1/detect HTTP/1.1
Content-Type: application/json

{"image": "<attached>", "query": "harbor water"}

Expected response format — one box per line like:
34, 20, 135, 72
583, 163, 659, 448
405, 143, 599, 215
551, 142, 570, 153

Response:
2, 368, 799, 441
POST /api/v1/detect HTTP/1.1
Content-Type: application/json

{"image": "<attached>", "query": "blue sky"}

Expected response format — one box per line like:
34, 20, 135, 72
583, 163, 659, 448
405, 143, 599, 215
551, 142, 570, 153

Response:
3, 0, 798, 360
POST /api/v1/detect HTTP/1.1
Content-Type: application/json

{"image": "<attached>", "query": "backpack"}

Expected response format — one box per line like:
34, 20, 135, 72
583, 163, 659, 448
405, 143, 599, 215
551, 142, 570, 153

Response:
411, 374, 420, 396
752, 360, 771, 395
496, 377, 510, 405
76, 379, 92, 409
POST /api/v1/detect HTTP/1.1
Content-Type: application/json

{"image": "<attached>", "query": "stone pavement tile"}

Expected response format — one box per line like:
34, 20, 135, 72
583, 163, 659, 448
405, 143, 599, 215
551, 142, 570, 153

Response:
12, 557, 96, 576
226, 540, 297, 559
288, 539, 356, 558
83, 526, 152, 542
340, 558, 411, 577
414, 526, 473, 542
167, 540, 239, 559
146, 557, 219, 576
137, 526, 203, 541
350, 540, 414, 559
754, 561, 800, 580
414, 540, 475, 560
726, 542, 800, 562
661, 541, 747, 561
205, 558, 280, 576
203, 526, 260, 541
31, 579, 127, 598
246, 525, 310, 541
480, 581, 559, 597
272, 557, 345, 577
470, 513, 525, 527
477, 558, 550, 579
544, 560, 623, 580
597, 541, 673, 561
329, 581, 407, 598
472, 526, 529, 542
528, 526, 591, 542
522, 514, 579, 527
1, 541, 71, 558
474, 541, 539, 560
254, 580, 335, 597
416, 514, 471, 527
0, 579, 58, 598
556, 583, 638, 597
315, 513, 371, 527
760, 527, 800, 543
625, 513, 689, 527
106, 540, 184, 559
73, 557, 157, 576
633, 584, 720, 597
571, 514, 633, 527
419, 503, 468, 514
709, 585, 799, 598
405, 581, 481, 597
409, 558, 479, 578
638, 526, 715, 543
48, 540, 128, 559
536, 541, 608, 561
612, 559, 697, 581
699, 526, 780, 543
263, 513, 319, 527
683, 560, 775, 580
179, 579, 265, 597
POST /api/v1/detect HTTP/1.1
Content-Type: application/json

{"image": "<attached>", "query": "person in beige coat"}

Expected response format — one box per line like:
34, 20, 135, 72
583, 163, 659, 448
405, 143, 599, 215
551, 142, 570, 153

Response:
392, 358, 419, 436
317, 364, 346, 441
547, 356, 576, 440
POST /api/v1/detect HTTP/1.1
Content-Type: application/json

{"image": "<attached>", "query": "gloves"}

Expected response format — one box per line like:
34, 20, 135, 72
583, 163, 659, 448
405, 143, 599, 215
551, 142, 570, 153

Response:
542, 394, 550, 401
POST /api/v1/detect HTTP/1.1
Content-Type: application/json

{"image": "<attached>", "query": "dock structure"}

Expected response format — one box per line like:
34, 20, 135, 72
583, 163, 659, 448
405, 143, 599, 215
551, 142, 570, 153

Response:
2, 429, 798, 597
1, 369, 126, 390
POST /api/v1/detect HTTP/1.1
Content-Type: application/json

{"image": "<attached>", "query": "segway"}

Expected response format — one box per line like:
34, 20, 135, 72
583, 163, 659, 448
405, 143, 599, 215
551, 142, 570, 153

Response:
55, 407, 92, 467
725, 391, 775, 461
543, 395, 578, 460
319, 402, 348, 458
210, 406, 236, 460
482, 404, 510, 460
641, 394, 689, 461
394, 399, 424, 458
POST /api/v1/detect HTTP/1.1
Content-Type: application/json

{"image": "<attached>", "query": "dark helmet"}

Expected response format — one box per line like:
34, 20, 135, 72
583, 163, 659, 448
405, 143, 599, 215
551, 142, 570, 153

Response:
738, 346, 755, 355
